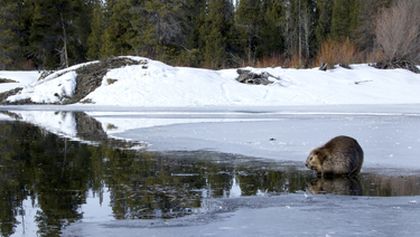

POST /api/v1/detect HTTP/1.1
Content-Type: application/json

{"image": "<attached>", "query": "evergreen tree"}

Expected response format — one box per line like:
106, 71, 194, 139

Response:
0, 1, 28, 69
135, 0, 188, 61
100, 0, 133, 57
330, 0, 359, 40
87, 1, 105, 60
69, 0, 93, 65
28, 0, 57, 68
260, 0, 286, 58
236, 0, 263, 64
28, 0, 91, 69
201, 0, 235, 68
315, 0, 333, 46
178, 0, 206, 66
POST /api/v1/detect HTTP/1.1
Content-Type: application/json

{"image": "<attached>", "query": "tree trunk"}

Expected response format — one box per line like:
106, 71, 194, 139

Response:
60, 13, 69, 68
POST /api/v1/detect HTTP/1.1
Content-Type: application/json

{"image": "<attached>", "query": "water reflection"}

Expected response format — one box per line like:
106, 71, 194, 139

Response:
307, 177, 363, 195
1, 121, 420, 236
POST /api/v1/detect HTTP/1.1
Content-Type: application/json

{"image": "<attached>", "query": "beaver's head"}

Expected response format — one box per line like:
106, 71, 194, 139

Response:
305, 148, 327, 173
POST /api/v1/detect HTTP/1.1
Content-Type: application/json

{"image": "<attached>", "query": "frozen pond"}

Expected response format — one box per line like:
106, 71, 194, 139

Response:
0, 106, 420, 236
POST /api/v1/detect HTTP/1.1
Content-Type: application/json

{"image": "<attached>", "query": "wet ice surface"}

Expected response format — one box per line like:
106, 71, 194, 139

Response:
64, 194, 420, 237
1, 105, 420, 236
109, 111, 420, 170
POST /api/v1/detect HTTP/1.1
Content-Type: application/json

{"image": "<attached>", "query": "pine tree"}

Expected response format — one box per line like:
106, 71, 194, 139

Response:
236, 0, 263, 64
315, 0, 333, 46
100, 0, 133, 57
69, 0, 93, 65
28, 0, 57, 68
28, 0, 91, 69
138, 0, 187, 61
260, 0, 286, 58
201, 0, 235, 68
178, 0, 206, 66
330, 0, 359, 40
87, 1, 104, 60
0, 1, 27, 69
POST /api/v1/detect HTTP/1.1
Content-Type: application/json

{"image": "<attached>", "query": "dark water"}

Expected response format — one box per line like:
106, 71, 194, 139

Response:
1, 121, 420, 237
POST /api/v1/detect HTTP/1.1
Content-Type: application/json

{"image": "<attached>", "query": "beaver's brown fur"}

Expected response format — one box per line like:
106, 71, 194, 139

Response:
305, 136, 364, 177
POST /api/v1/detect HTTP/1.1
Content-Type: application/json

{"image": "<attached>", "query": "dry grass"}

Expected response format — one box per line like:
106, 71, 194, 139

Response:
287, 54, 305, 68
255, 55, 288, 68
315, 38, 358, 69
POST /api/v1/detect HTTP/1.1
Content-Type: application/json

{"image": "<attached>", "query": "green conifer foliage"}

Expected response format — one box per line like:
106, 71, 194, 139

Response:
87, 1, 104, 60
260, 0, 285, 57
0, 1, 22, 69
236, 0, 263, 64
201, 0, 235, 68
100, 0, 133, 57
315, 0, 333, 44
331, 0, 359, 40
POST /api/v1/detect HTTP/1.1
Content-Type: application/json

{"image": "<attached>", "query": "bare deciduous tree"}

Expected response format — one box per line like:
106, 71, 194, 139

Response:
374, 0, 420, 71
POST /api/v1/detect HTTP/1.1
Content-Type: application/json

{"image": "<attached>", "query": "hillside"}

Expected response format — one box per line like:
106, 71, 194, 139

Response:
1, 56, 420, 107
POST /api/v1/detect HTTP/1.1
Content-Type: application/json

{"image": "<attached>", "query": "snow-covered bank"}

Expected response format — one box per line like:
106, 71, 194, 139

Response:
1, 56, 420, 106
0, 70, 40, 93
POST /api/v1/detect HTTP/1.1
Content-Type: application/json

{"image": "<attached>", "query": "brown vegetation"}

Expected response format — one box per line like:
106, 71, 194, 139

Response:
315, 38, 358, 70
374, 0, 420, 72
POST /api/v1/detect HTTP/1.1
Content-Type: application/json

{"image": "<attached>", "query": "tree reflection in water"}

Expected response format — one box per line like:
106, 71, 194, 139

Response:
1, 121, 420, 236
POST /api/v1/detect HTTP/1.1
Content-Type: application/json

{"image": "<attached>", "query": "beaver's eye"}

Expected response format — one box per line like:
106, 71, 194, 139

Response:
310, 157, 313, 161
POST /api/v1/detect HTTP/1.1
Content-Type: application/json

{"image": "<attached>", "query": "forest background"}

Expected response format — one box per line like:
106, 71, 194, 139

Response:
0, 0, 419, 70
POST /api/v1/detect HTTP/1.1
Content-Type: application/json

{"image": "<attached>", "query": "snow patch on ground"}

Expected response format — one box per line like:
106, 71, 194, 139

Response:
82, 63, 420, 106
0, 71, 40, 93
7, 71, 77, 103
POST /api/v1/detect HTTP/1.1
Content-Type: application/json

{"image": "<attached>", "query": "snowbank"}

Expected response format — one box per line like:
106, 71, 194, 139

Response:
7, 71, 77, 103
83, 61, 420, 106
0, 70, 40, 93
2, 56, 420, 106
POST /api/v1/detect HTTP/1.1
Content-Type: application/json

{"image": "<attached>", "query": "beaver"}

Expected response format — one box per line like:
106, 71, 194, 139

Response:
305, 135, 363, 177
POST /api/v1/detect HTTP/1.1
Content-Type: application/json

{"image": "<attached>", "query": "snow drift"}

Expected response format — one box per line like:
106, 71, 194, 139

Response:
1, 56, 420, 106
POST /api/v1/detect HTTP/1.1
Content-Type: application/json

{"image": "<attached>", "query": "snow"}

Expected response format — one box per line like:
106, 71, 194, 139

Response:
1, 56, 419, 106
84, 62, 420, 106
7, 71, 77, 103
0, 70, 40, 93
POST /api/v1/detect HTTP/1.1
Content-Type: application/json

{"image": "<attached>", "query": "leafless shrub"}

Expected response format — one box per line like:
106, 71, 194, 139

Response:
374, 0, 420, 72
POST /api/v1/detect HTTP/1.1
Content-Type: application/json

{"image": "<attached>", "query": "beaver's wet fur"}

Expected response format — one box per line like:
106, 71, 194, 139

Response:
306, 136, 364, 177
